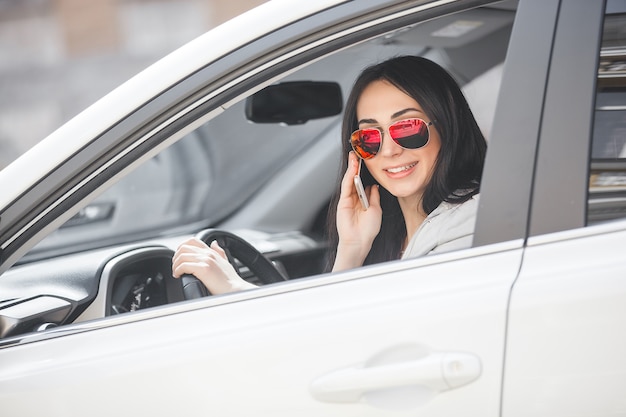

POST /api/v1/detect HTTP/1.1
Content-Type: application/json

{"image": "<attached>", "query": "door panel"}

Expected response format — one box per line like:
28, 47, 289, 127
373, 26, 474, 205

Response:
503, 224, 626, 416
503, 2, 626, 415
0, 246, 521, 416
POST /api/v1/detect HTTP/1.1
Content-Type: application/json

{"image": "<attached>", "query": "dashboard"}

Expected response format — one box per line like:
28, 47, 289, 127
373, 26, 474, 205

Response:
0, 229, 327, 341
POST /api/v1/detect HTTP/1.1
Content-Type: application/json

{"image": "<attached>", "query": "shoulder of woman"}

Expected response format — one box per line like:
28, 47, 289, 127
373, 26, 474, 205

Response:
429, 193, 479, 221
403, 194, 479, 258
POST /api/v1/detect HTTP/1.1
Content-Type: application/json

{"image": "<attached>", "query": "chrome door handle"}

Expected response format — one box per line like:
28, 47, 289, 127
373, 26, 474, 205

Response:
310, 351, 481, 404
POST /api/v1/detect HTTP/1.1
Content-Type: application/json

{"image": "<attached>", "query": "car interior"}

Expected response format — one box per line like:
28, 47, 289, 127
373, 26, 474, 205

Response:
0, 1, 546, 341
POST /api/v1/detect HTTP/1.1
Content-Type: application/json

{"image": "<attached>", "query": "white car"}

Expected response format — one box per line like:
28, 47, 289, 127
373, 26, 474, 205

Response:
1, 0, 625, 415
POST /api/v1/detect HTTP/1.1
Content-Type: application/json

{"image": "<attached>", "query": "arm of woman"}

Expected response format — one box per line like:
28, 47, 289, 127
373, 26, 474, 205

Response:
172, 238, 258, 294
332, 152, 382, 272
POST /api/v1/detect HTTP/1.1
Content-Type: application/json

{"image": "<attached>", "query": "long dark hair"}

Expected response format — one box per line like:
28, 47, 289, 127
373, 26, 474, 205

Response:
326, 56, 487, 268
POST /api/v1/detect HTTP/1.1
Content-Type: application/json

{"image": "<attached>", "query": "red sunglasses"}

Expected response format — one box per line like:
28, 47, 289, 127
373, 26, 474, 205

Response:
350, 118, 433, 159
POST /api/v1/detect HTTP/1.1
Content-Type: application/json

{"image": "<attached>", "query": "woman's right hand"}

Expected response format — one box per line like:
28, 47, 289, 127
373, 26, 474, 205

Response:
333, 152, 382, 271
172, 238, 257, 294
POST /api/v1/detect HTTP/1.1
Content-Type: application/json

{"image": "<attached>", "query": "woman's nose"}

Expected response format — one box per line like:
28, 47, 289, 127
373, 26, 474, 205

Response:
378, 130, 402, 157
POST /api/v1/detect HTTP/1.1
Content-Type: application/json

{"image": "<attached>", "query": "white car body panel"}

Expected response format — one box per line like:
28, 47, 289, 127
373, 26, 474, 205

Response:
0, 245, 521, 416
503, 221, 626, 416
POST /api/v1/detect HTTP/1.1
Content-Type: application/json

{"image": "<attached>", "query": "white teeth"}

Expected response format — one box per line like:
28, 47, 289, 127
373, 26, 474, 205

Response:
386, 162, 417, 173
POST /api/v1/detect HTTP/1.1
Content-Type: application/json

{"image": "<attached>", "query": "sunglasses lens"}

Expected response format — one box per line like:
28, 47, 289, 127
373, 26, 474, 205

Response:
389, 119, 429, 149
351, 129, 380, 159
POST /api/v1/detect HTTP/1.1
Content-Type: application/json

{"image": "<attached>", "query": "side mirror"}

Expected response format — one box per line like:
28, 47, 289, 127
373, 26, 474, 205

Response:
245, 81, 343, 125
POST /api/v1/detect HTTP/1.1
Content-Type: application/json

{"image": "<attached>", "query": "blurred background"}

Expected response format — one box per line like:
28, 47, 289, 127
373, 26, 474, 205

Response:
0, 0, 266, 170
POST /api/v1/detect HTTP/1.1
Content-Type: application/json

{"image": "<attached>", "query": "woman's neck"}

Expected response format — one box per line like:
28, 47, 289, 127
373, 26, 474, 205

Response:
398, 194, 427, 250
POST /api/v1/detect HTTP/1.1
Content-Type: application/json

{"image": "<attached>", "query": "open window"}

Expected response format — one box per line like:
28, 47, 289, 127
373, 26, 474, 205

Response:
589, 2, 626, 224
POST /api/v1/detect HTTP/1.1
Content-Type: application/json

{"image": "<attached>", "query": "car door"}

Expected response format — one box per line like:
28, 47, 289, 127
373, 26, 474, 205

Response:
502, 1, 626, 416
0, 0, 555, 415
0, 248, 519, 416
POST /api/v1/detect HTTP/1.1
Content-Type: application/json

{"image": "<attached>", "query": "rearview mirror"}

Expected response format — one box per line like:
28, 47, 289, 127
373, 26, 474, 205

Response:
245, 81, 343, 125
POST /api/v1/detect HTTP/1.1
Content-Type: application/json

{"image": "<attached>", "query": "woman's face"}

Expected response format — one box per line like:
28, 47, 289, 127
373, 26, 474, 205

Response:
356, 79, 441, 205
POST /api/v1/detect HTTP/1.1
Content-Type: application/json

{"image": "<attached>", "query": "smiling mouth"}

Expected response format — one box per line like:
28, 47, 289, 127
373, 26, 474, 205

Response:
385, 162, 417, 174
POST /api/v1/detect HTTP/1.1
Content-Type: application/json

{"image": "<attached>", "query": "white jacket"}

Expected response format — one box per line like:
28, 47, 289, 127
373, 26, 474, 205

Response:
401, 194, 479, 259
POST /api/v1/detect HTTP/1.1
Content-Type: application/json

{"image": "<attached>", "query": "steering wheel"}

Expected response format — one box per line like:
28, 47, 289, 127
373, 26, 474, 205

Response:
180, 229, 286, 299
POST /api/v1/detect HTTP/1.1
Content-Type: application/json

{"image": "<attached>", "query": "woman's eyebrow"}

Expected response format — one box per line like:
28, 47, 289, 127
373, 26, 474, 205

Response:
391, 107, 422, 119
357, 108, 423, 125
357, 118, 377, 125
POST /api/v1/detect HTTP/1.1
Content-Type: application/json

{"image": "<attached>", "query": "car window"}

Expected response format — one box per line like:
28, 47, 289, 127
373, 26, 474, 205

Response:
24, 2, 517, 262
589, 2, 626, 225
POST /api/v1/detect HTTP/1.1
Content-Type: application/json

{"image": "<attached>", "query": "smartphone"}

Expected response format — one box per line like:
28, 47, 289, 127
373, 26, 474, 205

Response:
354, 159, 369, 210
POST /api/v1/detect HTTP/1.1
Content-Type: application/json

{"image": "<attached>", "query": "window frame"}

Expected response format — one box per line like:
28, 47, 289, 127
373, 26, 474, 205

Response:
527, 0, 606, 237
473, 0, 562, 246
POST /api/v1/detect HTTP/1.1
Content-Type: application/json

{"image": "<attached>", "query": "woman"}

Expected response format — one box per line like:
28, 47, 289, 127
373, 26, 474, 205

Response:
172, 56, 486, 292
329, 55, 486, 271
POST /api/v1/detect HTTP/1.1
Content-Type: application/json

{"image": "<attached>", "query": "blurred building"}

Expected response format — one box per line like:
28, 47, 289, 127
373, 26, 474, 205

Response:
0, 0, 266, 169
